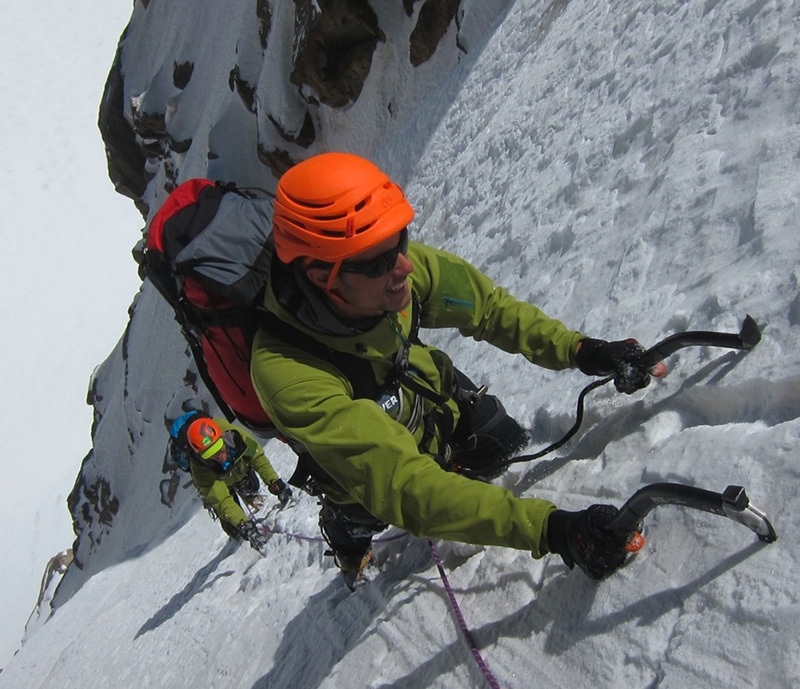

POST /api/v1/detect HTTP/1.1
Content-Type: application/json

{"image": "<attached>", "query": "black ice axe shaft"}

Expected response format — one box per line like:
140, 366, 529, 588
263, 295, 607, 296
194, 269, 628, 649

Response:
633, 314, 761, 370
497, 316, 763, 469
609, 482, 778, 543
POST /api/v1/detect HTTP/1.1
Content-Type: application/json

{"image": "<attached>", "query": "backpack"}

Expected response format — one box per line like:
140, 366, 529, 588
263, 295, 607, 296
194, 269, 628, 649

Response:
167, 410, 211, 471
142, 179, 276, 433
141, 178, 474, 489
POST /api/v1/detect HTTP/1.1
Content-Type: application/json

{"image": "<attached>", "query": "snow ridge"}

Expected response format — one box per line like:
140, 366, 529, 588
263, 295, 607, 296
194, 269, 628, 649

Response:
3, 1, 800, 687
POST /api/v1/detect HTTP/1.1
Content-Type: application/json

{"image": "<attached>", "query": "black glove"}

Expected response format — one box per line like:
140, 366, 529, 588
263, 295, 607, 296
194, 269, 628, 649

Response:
546, 504, 639, 580
268, 478, 293, 507
576, 338, 651, 394
238, 520, 269, 554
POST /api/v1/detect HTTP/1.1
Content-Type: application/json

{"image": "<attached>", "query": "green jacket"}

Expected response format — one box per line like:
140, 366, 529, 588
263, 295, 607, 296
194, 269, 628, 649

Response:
188, 418, 279, 527
251, 243, 585, 556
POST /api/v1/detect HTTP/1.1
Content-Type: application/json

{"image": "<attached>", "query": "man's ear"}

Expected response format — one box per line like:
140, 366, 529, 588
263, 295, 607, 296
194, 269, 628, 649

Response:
305, 264, 331, 290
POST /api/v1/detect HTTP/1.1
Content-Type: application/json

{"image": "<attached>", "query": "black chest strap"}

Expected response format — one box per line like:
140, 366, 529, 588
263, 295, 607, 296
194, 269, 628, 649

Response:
255, 308, 381, 400
255, 301, 457, 488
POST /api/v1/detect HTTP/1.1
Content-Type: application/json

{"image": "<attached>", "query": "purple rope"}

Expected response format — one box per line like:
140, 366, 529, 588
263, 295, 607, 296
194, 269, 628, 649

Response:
261, 524, 326, 542
251, 513, 500, 687
427, 539, 502, 689
256, 519, 408, 544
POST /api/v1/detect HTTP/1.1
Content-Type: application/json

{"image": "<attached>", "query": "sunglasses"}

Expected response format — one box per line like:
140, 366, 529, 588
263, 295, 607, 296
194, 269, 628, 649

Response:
338, 228, 409, 278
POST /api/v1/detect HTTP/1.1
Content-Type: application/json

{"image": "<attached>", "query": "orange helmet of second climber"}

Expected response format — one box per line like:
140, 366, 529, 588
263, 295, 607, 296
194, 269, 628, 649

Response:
272, 152, 415, 265
187, 418, 224, 459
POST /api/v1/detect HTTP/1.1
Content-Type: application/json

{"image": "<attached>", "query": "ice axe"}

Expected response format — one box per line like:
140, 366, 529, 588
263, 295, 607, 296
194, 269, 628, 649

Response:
480, 315, 763, 471
611, 482, 778, 553
634, 314, 761, 370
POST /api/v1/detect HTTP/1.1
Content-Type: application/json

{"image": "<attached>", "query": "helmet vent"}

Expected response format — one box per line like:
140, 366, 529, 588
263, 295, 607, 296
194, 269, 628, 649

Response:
283, 191, 330, 209
271, 153, 414, 264
356, 220, 376, 234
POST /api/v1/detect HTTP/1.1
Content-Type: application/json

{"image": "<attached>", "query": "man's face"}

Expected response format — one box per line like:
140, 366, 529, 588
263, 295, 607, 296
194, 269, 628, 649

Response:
309, 230, 414, 319
209, 443, 229, 464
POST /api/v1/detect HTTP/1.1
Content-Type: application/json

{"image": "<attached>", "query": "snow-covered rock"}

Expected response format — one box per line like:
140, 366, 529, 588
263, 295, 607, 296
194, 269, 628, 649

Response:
4, 1, 799, 687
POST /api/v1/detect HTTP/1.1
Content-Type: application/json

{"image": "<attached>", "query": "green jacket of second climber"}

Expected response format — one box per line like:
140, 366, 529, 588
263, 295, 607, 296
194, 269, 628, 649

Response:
188, 418, 279, 527
250, 242, 586, 556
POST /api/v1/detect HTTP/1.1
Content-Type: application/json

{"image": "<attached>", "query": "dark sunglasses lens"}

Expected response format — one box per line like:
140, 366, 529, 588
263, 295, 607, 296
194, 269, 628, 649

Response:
343, 229, 408, 277
364, 252, 399, 277
397, 230, 409, 254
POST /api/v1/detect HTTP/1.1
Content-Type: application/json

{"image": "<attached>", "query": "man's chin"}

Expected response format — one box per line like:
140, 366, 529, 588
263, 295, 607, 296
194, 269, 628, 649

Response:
388, 284, 411, 310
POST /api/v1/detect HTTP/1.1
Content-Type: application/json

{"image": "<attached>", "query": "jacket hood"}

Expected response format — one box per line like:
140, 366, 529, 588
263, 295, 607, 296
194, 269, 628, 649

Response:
269, 257, 384, 336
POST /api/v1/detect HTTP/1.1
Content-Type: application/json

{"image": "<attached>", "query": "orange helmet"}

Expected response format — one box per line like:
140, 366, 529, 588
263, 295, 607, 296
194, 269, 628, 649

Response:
272, 152, 414, 264
187, 418, 225, 459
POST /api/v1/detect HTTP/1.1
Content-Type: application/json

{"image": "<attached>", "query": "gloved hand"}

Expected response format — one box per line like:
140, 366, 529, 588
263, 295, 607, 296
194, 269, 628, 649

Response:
238, 519, 269, 554
546, 504, 641, 580
576, 337, 658, 394
268, 478, 293, 507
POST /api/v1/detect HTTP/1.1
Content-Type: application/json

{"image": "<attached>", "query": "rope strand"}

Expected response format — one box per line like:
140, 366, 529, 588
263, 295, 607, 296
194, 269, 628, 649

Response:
247, 511, 501, 686
428, 539, 502, 689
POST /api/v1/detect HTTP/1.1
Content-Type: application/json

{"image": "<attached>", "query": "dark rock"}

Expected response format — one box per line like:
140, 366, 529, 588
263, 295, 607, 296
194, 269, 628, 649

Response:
97, 35, 148, 217
257, 146, 296, 179
291, 0, 384, 108
173, 61, 194, 89
267, 110, 316, 148
410, 0, 461, 67
256, 0, 271, 50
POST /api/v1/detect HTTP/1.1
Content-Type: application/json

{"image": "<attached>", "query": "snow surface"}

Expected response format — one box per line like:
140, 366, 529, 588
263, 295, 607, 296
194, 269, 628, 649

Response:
0, 1, 142, 667
3, 0, 800, 687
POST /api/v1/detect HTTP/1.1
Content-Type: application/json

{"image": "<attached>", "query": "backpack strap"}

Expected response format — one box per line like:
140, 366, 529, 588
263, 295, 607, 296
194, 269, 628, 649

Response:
254, 308, 382, 492
256, 298, 459, 488
408, 294, 422, 343
254, 308, 381, 400
384, 296, 455, 452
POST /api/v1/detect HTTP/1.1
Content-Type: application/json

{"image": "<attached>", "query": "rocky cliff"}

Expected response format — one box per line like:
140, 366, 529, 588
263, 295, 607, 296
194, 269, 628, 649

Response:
58, 0, 514, 604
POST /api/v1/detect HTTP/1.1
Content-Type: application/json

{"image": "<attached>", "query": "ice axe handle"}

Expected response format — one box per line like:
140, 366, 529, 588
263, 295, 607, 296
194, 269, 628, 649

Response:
609, 483, 777, 543
634, 315, 761, 370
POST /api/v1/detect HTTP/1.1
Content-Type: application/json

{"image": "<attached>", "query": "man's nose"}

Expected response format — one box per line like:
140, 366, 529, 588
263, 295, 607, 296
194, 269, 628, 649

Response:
392, 252, 414, 275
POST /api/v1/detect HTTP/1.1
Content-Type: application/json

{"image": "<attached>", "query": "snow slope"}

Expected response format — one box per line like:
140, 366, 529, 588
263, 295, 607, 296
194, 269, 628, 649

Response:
0, 1, 143, 666
2, 1, 799, 687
